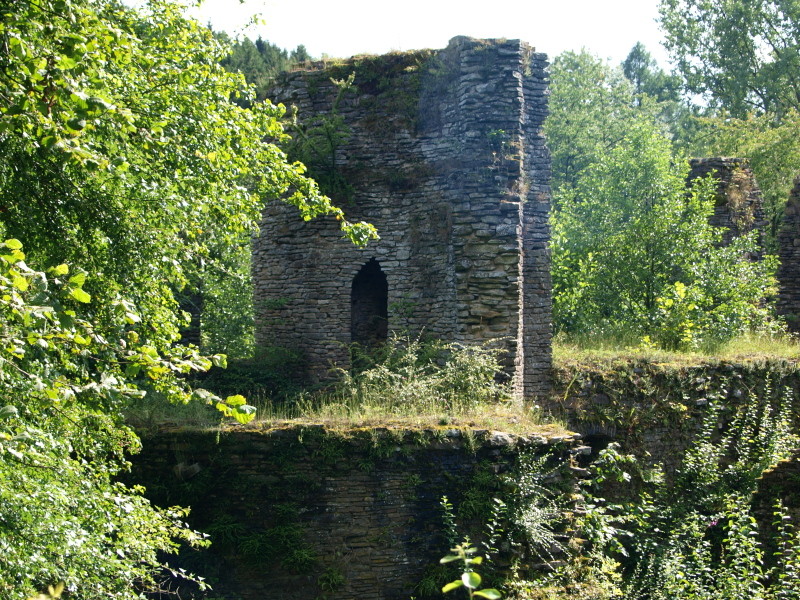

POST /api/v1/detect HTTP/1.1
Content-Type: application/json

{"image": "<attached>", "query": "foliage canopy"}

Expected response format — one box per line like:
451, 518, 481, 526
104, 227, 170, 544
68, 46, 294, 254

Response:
0, 0, 376, 342
0, 0, 375, 596
0, 240, 249, 598
658, 0, 800, 249
659, 0, 800, 118
547, 50, 779, 350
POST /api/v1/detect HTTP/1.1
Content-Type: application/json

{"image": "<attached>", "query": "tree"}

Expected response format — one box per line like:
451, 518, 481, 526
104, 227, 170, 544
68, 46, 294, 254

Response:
291, 44, 311, 63
546, 49, 779, 348
659, 1, 800, 249
551, 118, 778, 349
0, 0, 376, 349
0, 0, 375, 596
683, 111, 800, 251
622, 42, 681, 104
544, 51, 642, 199
221, 35, 310, 107
621, 42, 702, 149
659, 0, 800, 118
0, 239, 258, 598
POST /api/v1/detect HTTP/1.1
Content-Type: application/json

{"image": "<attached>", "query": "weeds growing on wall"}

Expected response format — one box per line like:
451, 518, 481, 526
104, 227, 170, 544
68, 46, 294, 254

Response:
332, 334, 511, 414
421, 450, 574, 599
285, 73, 355, 202
616, 384, 800, 600
503, 383, 800, 599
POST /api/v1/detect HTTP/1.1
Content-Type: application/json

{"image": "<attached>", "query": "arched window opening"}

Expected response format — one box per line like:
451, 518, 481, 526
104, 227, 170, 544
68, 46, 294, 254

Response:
351, 259, 388, 346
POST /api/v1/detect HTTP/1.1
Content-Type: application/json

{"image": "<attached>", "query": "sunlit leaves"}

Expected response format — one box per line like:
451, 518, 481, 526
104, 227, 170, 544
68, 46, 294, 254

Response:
214, 394, 256, 424
551, 116, 780, 349
545, 50, 648, 201
0, 242, 222, 599
684, 110, 800, 251
440, 542, 502, 599
659, 0, 800, 118
0, 0, 375, 358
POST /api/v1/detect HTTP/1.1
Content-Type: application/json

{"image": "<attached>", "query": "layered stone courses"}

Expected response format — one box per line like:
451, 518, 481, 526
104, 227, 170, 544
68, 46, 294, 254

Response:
778, 177, 800, 330
130, 427, 579, 600
253, 36, 552, 399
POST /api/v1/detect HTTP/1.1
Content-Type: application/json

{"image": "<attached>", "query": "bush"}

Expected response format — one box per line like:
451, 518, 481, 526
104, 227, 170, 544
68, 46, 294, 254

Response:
335, 335, 511, 412
551, 111, 781, 351
190, 346, 307, 403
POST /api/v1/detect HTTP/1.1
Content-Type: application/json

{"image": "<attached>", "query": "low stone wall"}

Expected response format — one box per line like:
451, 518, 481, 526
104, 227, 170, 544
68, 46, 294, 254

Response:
129, 426, 580, 600
551, 358, 800, 475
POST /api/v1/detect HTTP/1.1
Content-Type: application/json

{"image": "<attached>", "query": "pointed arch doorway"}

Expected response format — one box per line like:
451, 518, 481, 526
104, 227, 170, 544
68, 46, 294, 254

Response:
351, 258, 388, 346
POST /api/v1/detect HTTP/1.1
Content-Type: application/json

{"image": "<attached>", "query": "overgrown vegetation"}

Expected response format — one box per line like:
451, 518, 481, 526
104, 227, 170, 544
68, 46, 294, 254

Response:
5, 0, 800, 597
503, 383, 800, 599
547, 51, 781, 352
219, 34, 311, 107
0, 240, 245, 598
284, 72, 356, 202
0, 0, 374, 596
335, 335, 511, 411
658, 0, 800, 248
247, 335, 554, 433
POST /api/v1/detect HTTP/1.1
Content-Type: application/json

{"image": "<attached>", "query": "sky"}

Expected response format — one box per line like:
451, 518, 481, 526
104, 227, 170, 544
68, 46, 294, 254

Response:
186, 0, 672, 68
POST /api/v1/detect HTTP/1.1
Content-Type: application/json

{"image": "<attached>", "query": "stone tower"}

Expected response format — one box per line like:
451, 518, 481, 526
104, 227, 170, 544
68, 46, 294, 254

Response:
778, 177, 800, 331
252, 36, 552, 400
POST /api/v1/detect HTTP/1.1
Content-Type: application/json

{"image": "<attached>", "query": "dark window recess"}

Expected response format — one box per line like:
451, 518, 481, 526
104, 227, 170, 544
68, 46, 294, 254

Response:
351, 259, 388, 346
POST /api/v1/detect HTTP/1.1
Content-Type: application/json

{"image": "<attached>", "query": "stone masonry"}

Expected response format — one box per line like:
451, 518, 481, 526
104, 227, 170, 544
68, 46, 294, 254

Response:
129, 426, 580, 600
252, 37, 552, 400
686, 157, 767, 248
777, 177, 800, 330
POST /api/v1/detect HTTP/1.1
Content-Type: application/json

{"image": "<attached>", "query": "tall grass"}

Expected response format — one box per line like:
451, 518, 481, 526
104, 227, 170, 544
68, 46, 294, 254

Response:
249, 335, 563, 434
126, 334, 566, 435
554, 330, 800, 366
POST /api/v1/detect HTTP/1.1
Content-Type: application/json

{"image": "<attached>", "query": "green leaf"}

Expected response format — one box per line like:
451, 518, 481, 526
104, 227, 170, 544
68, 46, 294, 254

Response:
0, 405, 19, 420
462, 572, 481, 589
69, 272, 87, 286
4, 239, 23, 250
232, 404, 256, 425
12, 275, 29, 291
192, 388, 218, 403
474, 589, 502, 599
69, 287, 91, 303
442, 580, 463, 593
52, 263, 69, 275
225, 394, 247, 407
59, 55, 78, 69
211, 354, 227, 368
440, 554, 461, 564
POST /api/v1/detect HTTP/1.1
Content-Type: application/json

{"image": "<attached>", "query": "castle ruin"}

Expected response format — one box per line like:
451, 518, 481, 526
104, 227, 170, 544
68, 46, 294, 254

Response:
252, 37, 552, 400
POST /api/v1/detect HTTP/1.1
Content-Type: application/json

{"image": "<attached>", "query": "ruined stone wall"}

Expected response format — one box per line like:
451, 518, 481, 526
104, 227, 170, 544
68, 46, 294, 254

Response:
686, 157, 767, 248
552, 359, 800, 477
777, 177, 800, 330
754, 450, 800, 538
129, 426, 579, 600
252, 37, 551, 399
